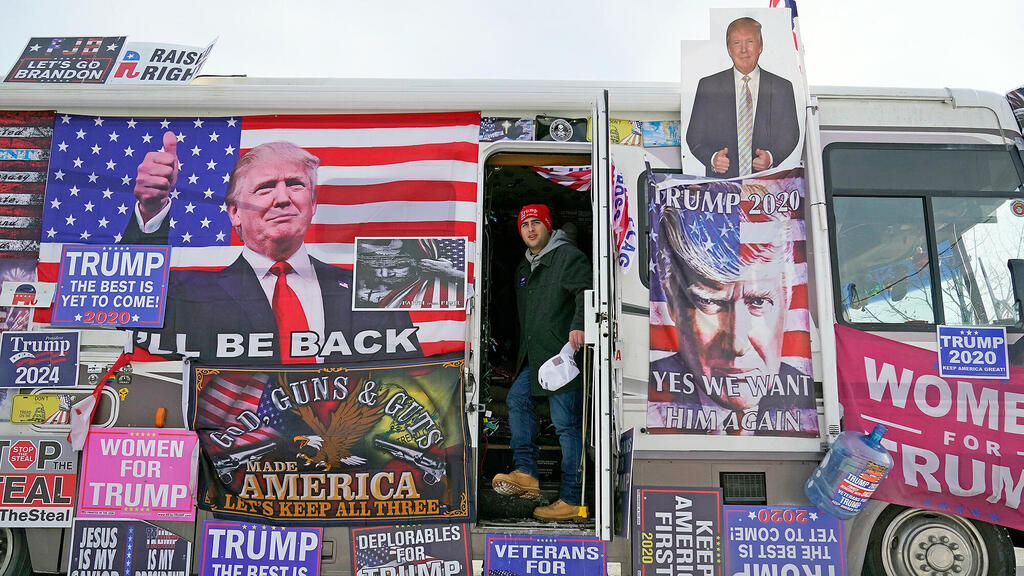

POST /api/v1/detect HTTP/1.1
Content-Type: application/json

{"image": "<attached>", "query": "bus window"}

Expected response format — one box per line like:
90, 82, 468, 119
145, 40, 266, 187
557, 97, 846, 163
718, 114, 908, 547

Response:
933, 197, 1023, 325
825, 144, 1024, 328
832, 196, 934, 324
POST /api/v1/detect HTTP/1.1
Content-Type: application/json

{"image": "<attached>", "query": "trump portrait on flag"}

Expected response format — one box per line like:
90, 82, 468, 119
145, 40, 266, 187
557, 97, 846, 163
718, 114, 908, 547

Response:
647, 172, 817, 436
133, 135, 422, 364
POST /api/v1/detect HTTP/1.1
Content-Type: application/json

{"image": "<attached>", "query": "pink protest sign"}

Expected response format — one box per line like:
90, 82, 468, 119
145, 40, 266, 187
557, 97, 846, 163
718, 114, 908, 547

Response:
835, 325, 1024, 531
77, 427, 198, 521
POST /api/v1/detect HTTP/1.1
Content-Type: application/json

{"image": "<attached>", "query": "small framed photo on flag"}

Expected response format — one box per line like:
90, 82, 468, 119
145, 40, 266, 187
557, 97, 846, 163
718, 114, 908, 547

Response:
353, 237, 467, 311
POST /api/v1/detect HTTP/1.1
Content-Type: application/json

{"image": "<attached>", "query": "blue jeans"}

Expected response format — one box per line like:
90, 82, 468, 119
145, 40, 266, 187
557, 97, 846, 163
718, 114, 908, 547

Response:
506, 367, 583, 506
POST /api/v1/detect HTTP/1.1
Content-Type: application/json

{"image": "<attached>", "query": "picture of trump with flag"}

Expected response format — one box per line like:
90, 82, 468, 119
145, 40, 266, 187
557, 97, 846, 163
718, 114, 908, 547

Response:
647, 170, 816, 436
134, 133, 422, 365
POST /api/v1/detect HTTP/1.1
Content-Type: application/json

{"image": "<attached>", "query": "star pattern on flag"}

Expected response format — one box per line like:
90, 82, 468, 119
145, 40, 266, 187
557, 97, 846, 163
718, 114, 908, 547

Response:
41, 115, 240, 246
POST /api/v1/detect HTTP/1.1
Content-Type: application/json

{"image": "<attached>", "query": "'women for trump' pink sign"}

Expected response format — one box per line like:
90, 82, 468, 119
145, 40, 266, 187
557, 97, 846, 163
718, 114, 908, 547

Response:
77, 427, 198, 521
836, 325, 1024, 531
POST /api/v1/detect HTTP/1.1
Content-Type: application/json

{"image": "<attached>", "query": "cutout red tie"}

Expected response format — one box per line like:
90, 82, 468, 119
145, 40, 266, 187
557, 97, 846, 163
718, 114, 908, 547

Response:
270, 261, 314, 364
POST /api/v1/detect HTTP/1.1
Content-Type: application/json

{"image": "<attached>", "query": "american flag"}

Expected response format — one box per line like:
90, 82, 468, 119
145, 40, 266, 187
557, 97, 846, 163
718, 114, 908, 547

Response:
146, 527, 180, 549
354, 542, 439, 576
195, 371, 282, 449
370, 237, 466, 310
43, 394, 72, 424
355, 542, 395, 573
649, 171, 811, 376
36, 112, 479, 357
0, 111, 52, 259
769, 0, 800, 51
11, 349, 67, 367
39, 114, 237, 247
531, 165, 592, 192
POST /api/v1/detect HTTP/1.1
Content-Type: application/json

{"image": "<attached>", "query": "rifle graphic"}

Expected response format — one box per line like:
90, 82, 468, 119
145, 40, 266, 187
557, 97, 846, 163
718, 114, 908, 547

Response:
212, 442, 276, 483
373, 437, 446, 485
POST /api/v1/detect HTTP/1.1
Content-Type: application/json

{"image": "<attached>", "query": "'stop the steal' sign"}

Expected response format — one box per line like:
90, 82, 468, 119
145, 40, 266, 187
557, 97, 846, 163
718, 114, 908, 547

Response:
52, 245, 170, 327
937, 326, 1008, 380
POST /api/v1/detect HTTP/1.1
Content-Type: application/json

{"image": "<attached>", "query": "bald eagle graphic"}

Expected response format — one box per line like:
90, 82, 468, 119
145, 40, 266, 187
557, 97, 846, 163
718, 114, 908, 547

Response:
291, 379, 383, 470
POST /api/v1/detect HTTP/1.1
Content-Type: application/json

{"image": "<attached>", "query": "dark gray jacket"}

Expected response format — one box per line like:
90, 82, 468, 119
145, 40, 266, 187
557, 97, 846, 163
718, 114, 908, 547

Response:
515, 231, 591, 396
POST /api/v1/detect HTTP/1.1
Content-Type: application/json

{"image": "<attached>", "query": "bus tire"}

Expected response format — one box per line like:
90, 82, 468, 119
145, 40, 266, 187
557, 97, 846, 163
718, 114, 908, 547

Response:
0, 528, 30, 576
863, 504, 1014, 576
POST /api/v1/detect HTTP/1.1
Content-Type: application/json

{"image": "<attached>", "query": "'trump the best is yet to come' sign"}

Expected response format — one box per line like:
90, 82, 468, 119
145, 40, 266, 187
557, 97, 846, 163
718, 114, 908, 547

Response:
200, 521, 322, 576
77, 428, 198, 521
723, 506, 844, 576
52, 245, 170, 327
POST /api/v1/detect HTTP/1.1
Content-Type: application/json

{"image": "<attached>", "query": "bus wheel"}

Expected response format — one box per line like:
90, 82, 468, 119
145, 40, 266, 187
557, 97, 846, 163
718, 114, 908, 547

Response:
864, 505, 1013, 576
0, 529, 30, 576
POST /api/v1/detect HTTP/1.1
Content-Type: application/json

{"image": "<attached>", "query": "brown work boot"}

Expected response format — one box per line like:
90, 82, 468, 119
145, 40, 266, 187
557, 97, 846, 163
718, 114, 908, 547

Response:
532, 499, 584, 522
491, 470, 540, 498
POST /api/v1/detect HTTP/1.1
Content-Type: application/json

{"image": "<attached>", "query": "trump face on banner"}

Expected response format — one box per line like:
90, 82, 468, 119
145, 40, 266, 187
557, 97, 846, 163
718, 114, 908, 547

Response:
134, 135, 422, 364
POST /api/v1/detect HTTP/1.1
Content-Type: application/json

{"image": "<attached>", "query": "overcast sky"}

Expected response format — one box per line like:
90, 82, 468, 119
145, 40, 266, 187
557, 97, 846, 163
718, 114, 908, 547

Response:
0, 0, 1019, 94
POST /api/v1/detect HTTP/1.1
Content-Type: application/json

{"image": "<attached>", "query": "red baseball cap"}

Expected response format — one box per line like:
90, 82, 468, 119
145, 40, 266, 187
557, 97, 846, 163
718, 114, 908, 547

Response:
518, 204, 552, 233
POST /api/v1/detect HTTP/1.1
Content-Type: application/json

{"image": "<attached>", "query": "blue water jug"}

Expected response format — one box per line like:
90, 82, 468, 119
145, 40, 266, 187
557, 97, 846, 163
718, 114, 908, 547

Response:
805, 424, 893, 519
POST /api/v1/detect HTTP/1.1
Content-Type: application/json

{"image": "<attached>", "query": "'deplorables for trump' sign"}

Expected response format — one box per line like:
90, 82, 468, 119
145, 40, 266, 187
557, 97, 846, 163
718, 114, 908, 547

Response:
189, 357, 470, 524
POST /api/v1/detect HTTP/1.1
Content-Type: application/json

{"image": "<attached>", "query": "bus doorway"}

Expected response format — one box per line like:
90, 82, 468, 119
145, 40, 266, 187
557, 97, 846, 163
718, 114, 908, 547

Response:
477, 152, 595, 531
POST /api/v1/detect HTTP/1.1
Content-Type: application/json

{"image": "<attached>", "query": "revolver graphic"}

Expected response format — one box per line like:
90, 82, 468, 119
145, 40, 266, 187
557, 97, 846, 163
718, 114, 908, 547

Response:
212, 442, 276, 483
373, 437, 446, 485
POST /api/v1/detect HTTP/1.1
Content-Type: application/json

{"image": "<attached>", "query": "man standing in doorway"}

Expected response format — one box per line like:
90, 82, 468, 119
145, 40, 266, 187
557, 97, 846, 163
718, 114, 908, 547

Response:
492, 204, 591, 521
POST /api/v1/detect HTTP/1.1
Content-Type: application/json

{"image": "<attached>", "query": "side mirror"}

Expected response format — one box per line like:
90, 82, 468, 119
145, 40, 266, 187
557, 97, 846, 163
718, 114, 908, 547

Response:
1008, 259, 1024, 325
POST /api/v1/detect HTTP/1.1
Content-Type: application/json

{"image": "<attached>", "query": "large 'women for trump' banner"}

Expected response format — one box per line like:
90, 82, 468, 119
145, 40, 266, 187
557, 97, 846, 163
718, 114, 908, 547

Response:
647, 168, 816, 436
188, 356, 470, 524
34, 112, 479, 364
837, 325, 1024, 532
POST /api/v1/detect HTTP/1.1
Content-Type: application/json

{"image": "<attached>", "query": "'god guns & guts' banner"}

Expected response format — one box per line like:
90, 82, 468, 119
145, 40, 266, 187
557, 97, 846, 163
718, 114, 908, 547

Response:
647, 168, 815, 436
189, 357, 470, 524
77, 427, 199, 521
837, 325, 1024, 532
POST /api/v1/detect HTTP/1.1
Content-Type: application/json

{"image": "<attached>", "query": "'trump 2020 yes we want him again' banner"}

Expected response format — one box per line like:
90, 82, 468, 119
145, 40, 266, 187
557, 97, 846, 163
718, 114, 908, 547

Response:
836, 325, 1024, 531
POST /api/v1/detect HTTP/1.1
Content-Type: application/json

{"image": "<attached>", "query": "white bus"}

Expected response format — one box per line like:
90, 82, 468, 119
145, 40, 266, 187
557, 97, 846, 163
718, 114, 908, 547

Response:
0, 77, 1020, 576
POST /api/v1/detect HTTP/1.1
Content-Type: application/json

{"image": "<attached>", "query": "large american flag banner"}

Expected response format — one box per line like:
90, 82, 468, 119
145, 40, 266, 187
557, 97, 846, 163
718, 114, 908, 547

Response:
35, 112, 479, 357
